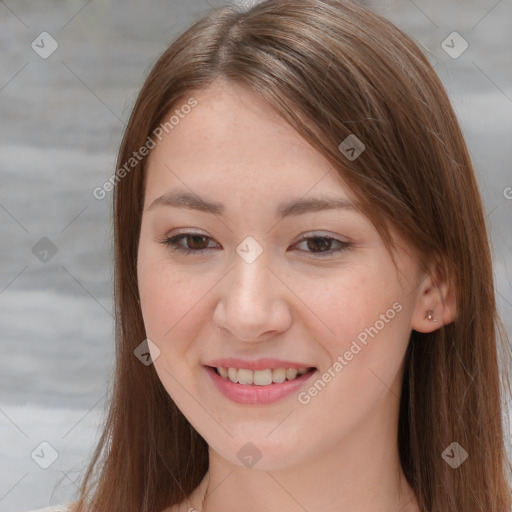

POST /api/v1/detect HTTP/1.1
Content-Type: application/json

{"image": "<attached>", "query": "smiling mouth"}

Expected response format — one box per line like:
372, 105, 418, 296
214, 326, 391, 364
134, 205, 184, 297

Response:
209, 366, 316, 386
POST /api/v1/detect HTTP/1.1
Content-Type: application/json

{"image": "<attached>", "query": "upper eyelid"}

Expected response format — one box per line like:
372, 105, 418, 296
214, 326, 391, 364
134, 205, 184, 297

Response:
165, 232, 351, 254
167, 230, 347, 244
159, 232, 353, 262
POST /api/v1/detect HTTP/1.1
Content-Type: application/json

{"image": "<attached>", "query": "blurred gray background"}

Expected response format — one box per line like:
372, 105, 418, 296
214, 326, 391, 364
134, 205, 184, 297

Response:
0, 0, 511, 510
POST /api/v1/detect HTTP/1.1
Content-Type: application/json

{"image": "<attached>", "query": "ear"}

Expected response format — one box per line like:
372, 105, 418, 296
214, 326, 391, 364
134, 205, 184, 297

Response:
411, 259, 457, 333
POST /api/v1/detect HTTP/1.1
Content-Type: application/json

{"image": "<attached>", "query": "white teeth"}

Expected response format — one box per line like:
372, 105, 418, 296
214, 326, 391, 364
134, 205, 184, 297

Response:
227, 367, 238, 383
272, 367, 286, 383
253, 369, 273, 386
216, 366, 312, 385
286, 368, 298, 380
237, 369, 253, 385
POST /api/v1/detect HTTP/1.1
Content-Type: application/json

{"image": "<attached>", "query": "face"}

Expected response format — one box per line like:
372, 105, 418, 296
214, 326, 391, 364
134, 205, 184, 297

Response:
137, 80, 427, 470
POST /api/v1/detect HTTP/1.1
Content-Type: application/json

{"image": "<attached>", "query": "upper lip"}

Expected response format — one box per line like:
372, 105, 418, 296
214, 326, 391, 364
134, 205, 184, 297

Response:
205, 358, 316, 371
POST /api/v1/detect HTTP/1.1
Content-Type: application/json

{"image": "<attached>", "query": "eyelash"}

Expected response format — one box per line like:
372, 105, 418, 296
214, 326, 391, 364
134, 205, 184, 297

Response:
158, 232, 352, 258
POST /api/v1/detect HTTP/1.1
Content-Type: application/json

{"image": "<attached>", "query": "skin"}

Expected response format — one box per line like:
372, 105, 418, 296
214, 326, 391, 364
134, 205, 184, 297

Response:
137, 79, 455, 512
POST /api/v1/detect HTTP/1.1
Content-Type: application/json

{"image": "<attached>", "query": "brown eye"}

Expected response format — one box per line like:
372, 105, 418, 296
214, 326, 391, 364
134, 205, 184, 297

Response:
160, 233, 217, 255
293, 235, 351, 258
158, 232, 351, 258
305, 237, 332, 252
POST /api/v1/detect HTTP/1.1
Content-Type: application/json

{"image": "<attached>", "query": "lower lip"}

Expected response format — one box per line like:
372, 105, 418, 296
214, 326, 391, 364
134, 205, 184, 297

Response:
204, 366, 317, 405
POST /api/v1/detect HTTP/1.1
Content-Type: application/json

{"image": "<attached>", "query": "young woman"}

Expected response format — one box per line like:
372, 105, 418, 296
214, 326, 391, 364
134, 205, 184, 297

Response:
32, 0, 512, 510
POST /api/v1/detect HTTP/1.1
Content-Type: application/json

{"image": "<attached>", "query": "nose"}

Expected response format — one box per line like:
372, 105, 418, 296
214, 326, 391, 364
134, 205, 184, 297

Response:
212, 247, 292, 342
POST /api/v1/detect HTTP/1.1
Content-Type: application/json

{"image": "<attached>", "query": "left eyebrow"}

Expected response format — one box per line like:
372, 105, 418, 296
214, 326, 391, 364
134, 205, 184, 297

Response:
147, 191, 357, 219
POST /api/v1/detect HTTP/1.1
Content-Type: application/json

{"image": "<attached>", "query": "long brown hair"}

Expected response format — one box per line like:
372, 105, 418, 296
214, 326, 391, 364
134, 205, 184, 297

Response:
71, 1, 512, 510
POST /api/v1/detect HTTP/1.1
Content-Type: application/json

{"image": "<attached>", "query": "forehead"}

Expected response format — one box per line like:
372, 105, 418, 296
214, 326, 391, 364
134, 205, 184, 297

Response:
144, 81, 355, 204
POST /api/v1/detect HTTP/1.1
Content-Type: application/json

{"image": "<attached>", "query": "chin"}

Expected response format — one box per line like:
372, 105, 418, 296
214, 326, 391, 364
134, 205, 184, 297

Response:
209, 435, 309, 471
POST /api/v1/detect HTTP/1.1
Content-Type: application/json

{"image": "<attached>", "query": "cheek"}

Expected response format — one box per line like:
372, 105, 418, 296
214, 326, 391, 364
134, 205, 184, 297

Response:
304, 263, 402, 341
137, 243, 184, 355
138, 258, 173, 339
137, 253, 206, 411
137, 246, 217, 373
307, 263, 412, 401
138, 237, 193, 335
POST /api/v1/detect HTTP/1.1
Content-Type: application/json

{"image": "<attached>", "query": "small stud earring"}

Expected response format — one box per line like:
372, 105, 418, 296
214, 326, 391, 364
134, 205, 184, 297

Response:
425, 310, 438, 322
